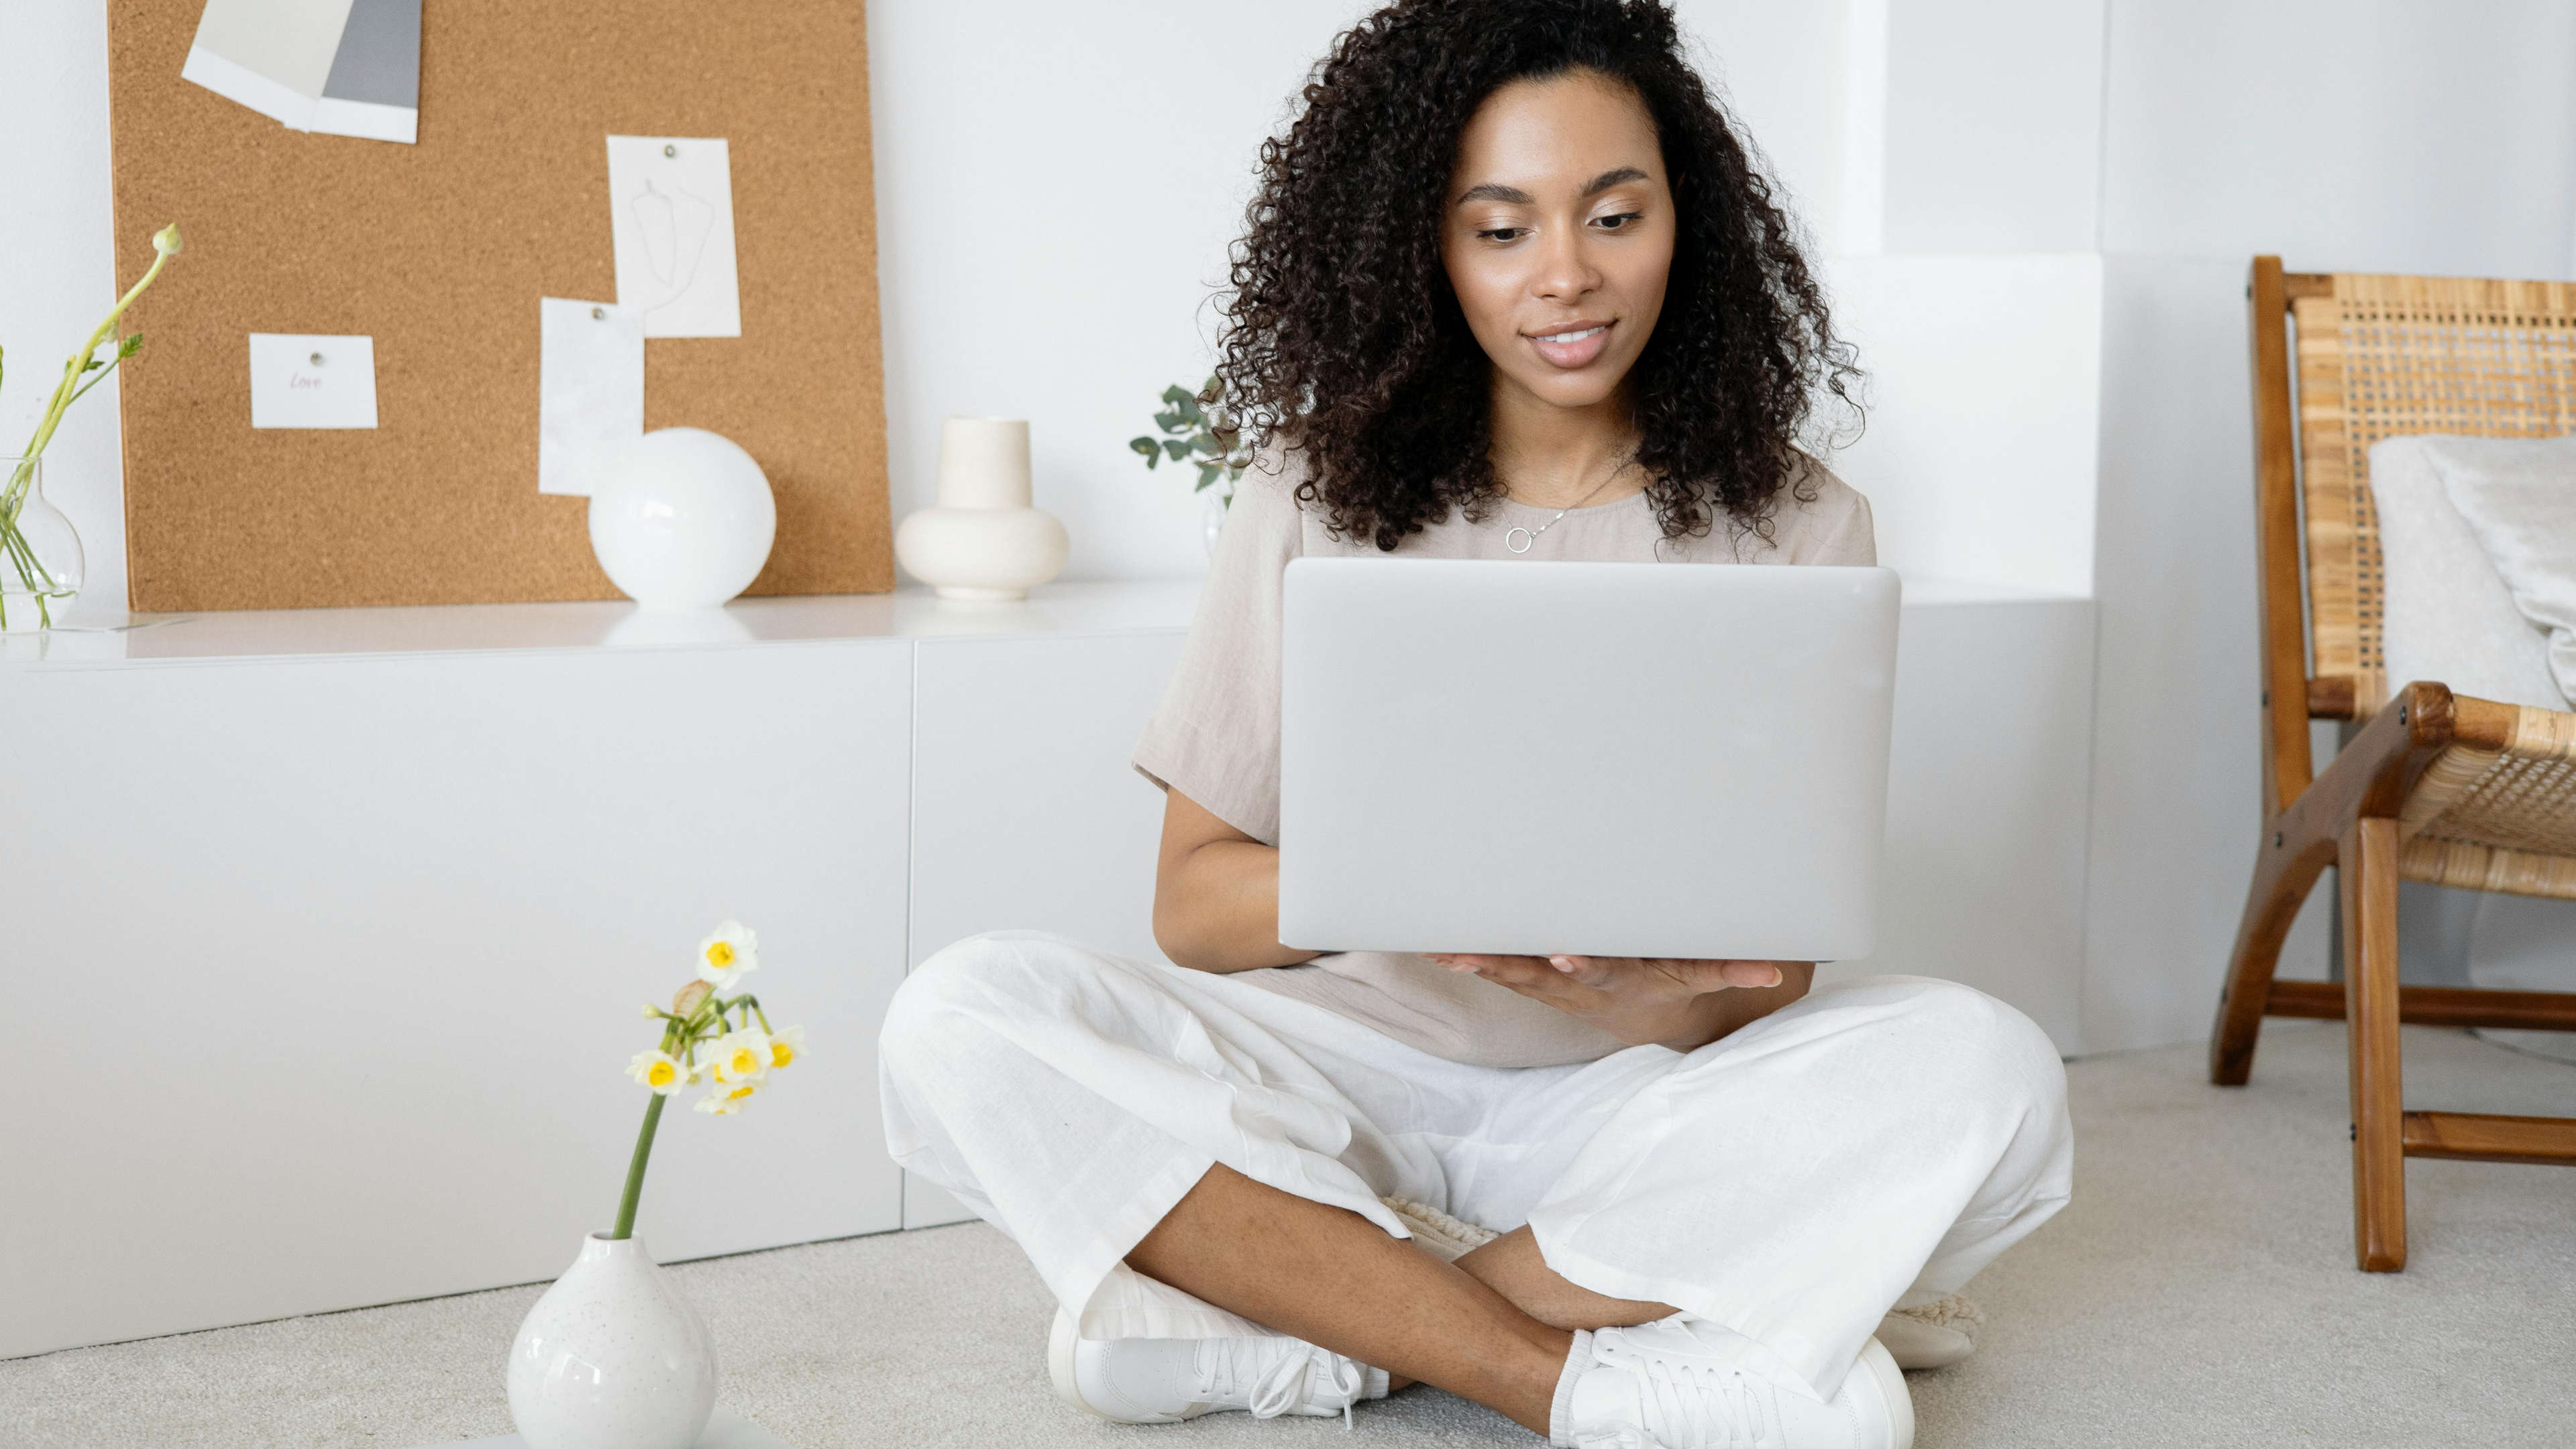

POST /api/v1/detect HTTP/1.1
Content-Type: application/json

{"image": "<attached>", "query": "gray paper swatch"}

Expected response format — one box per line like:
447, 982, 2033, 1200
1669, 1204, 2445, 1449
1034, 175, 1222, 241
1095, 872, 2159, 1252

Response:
182, 0, 419, 144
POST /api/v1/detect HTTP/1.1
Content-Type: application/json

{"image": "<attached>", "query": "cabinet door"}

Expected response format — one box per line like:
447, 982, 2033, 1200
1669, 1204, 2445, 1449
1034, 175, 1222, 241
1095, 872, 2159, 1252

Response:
0, 641, 912, 1356
904, 629, 1185, 1226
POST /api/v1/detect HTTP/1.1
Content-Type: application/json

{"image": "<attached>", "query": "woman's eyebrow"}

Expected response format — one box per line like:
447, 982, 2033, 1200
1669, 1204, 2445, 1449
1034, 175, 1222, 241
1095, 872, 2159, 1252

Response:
1453, 167, 1652, 208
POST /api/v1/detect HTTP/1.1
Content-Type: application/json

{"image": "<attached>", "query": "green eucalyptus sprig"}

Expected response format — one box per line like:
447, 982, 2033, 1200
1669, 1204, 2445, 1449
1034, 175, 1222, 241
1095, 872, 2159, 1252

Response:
1, 222, 184, 629
1130, 374, 1252, 506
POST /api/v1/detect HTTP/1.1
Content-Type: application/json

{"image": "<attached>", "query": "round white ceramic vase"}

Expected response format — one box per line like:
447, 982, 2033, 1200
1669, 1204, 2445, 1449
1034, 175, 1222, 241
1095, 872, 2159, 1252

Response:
894, 417, 1068, 600
506, 1233, 717, 1449
588, 427, 777, 613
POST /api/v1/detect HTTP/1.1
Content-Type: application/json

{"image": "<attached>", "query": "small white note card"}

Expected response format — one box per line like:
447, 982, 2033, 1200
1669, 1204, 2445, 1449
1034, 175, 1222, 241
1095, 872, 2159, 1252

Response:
248, 333, 378, 429
605, 136, 742, 339
539, 298, 644, 496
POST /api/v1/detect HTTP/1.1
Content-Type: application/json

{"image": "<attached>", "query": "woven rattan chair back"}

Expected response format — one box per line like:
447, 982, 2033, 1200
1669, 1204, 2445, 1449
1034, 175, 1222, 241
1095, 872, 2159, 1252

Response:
2292, 274, 2576, 716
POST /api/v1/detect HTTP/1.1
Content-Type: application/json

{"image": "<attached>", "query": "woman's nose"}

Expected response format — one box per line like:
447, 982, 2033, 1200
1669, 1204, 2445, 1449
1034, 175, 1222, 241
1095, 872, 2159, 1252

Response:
1532, 227, 1601, 302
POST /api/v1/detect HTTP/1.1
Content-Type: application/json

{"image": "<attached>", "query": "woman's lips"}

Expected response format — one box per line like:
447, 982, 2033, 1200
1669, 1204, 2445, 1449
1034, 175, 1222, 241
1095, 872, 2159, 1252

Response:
1526, 320, 1613, 370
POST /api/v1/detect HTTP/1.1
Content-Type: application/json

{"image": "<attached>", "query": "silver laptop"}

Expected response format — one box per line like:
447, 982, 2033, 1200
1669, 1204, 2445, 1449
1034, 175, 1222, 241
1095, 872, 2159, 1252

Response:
1277, 558, 1899, 961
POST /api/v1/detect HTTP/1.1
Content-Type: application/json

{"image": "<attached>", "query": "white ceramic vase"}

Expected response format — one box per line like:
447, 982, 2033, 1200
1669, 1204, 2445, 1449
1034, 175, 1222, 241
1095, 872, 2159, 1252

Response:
506, 1233, 718, 1449
894, 417, 1068, 600
588, 427, 777, 613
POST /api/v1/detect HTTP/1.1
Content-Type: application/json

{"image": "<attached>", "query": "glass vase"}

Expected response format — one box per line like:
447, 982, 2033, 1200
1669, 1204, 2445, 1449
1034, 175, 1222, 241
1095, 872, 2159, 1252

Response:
0, 456, 84, 632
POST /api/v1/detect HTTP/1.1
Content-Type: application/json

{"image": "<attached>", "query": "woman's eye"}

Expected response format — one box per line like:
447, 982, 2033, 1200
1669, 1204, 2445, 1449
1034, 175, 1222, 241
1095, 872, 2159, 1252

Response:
1594, 211, 1646, 231
1477, 226, 1527, 243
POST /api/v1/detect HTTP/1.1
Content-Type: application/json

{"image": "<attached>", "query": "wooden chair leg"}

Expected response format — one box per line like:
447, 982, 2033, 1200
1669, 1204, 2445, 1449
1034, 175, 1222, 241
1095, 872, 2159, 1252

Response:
2212, 820, 2332, 1085
2343, 817, 2407, 1272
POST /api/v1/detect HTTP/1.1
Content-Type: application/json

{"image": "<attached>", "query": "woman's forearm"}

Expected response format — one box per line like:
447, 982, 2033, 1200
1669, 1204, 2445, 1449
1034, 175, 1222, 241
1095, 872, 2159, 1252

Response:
1154, 838, 1323, 974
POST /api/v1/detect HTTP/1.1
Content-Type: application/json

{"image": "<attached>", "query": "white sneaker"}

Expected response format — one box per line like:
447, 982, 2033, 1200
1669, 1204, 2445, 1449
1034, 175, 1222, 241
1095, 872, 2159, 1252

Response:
1047, 1308, 1389, 1426
1555, 1318, 1913, 1449
1875, 1295, 1982, 1372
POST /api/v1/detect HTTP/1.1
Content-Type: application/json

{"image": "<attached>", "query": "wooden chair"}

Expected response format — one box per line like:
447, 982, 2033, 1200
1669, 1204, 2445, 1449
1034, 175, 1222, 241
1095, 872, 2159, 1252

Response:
2214, 257, 2576, 1272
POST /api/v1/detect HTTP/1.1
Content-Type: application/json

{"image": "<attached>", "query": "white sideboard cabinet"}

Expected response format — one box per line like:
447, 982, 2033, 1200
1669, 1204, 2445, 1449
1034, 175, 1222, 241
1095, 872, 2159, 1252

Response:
0, 576, 2092, 1358
0, 585, 1193, 1358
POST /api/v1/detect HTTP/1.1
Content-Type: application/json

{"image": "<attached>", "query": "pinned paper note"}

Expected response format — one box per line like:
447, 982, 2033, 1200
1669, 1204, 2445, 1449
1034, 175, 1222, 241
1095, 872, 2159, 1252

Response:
539, 299, 644, 496
248, 334, 378, 429
606, 137, 743, 339
182, 0, 421, 144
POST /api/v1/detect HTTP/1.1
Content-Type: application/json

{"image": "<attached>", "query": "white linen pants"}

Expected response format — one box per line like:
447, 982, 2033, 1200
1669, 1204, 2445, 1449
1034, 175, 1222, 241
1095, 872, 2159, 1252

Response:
878, 931, 2072, 1399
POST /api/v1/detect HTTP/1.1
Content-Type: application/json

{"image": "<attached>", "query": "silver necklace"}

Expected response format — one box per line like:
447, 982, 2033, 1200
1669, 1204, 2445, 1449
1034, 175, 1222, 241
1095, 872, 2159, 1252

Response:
1503, 467, 1629, 553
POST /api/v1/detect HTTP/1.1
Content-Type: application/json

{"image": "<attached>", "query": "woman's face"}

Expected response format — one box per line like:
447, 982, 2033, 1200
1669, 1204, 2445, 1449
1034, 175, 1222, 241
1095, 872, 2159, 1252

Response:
1440, 70, 1675, 415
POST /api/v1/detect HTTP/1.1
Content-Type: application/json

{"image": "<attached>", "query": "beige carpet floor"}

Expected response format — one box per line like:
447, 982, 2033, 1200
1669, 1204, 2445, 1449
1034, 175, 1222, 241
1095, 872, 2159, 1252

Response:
7, 1020, 2573, 1449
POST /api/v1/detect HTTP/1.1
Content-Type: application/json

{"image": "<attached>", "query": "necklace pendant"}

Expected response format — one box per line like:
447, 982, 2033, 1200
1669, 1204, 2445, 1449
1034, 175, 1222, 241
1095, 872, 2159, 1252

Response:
1504, 526, 1534, 554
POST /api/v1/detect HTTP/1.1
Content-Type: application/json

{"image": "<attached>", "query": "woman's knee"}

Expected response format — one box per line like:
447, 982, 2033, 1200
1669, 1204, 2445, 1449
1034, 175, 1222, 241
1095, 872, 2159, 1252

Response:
1856, 977, 2068, 1118
879, 931, 1081, 1079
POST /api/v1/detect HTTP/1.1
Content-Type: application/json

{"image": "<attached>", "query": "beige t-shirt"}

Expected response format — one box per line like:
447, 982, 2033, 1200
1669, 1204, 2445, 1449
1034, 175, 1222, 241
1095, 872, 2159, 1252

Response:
1132, 455, 1878, 1069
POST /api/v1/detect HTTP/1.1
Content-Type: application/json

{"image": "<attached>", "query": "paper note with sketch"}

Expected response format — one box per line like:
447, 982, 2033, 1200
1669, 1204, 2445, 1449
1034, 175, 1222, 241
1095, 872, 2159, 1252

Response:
538, 299, 645, 496
605, 137, 743, 339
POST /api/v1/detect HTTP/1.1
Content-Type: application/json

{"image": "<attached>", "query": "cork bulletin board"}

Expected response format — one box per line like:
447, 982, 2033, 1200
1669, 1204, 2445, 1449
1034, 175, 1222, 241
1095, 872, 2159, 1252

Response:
105, 1, 892, 611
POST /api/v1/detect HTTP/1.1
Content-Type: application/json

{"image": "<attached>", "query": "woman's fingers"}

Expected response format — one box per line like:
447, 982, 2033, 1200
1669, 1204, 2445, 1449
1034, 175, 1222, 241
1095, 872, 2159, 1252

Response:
1430, 953, 1553, 984
1545, 955, 1623, 987
1717, 959, 1788, 989
1643, 958, 1788, 991
1428, 953, 1787, 998
1431, 953, 1586, 1003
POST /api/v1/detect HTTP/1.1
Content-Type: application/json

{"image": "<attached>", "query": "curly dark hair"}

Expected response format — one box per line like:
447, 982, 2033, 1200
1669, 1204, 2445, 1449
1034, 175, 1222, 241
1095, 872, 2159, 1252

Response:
1214, 0, 1859, 551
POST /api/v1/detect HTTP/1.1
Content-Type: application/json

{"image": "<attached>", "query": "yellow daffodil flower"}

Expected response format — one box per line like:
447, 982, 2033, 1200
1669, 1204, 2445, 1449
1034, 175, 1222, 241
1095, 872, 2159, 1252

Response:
626, 1049, 692, 1095
609, 920, 788, 1241
766, 1024, 806, 1070
706, 1026, 773, 1086
696, 920, 759, 990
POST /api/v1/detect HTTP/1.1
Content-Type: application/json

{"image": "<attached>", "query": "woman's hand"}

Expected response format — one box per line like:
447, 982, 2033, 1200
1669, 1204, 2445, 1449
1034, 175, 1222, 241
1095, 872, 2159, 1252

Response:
1423, 953, 1814, 1052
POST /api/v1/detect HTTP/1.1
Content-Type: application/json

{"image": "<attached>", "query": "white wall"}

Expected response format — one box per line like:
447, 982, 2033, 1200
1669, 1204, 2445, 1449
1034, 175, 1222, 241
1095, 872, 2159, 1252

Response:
1879, 0, 2104, 255
2099, 0, 2576, 274
0, 3, 123, 613
867, 0, 1370, 582
1827, 254, 2100, 596
1821, 0, 2109, 595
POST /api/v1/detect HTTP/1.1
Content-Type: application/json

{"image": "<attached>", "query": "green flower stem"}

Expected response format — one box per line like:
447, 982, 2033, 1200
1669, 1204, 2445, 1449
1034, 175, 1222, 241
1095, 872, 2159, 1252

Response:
62, 354, 124, 412
0, 526, 58, 628
2, 223, 177, 629
608, 1093, 666, 1241
13, 241, 175, 488
607, 1019, 685, 1240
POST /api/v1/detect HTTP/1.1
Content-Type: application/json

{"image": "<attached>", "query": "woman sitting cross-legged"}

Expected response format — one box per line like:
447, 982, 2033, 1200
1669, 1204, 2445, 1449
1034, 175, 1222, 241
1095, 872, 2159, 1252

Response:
880, 3, 2072, 1444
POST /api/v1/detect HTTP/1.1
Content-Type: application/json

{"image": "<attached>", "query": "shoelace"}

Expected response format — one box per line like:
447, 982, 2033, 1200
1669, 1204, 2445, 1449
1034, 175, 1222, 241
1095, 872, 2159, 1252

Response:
1201, 1337, 1368, 1430
1584, 1352, 1776, 1449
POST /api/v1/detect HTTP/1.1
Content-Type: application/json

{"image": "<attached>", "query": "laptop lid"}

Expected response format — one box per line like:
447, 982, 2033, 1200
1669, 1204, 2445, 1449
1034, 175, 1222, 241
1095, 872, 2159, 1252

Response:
1277, 557, 1898, 961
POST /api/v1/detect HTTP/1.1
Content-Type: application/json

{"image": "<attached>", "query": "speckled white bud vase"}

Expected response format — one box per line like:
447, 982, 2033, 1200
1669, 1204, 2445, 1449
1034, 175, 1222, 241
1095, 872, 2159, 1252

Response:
894, 417, 1069, 600
506, 1233, 717, 1449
